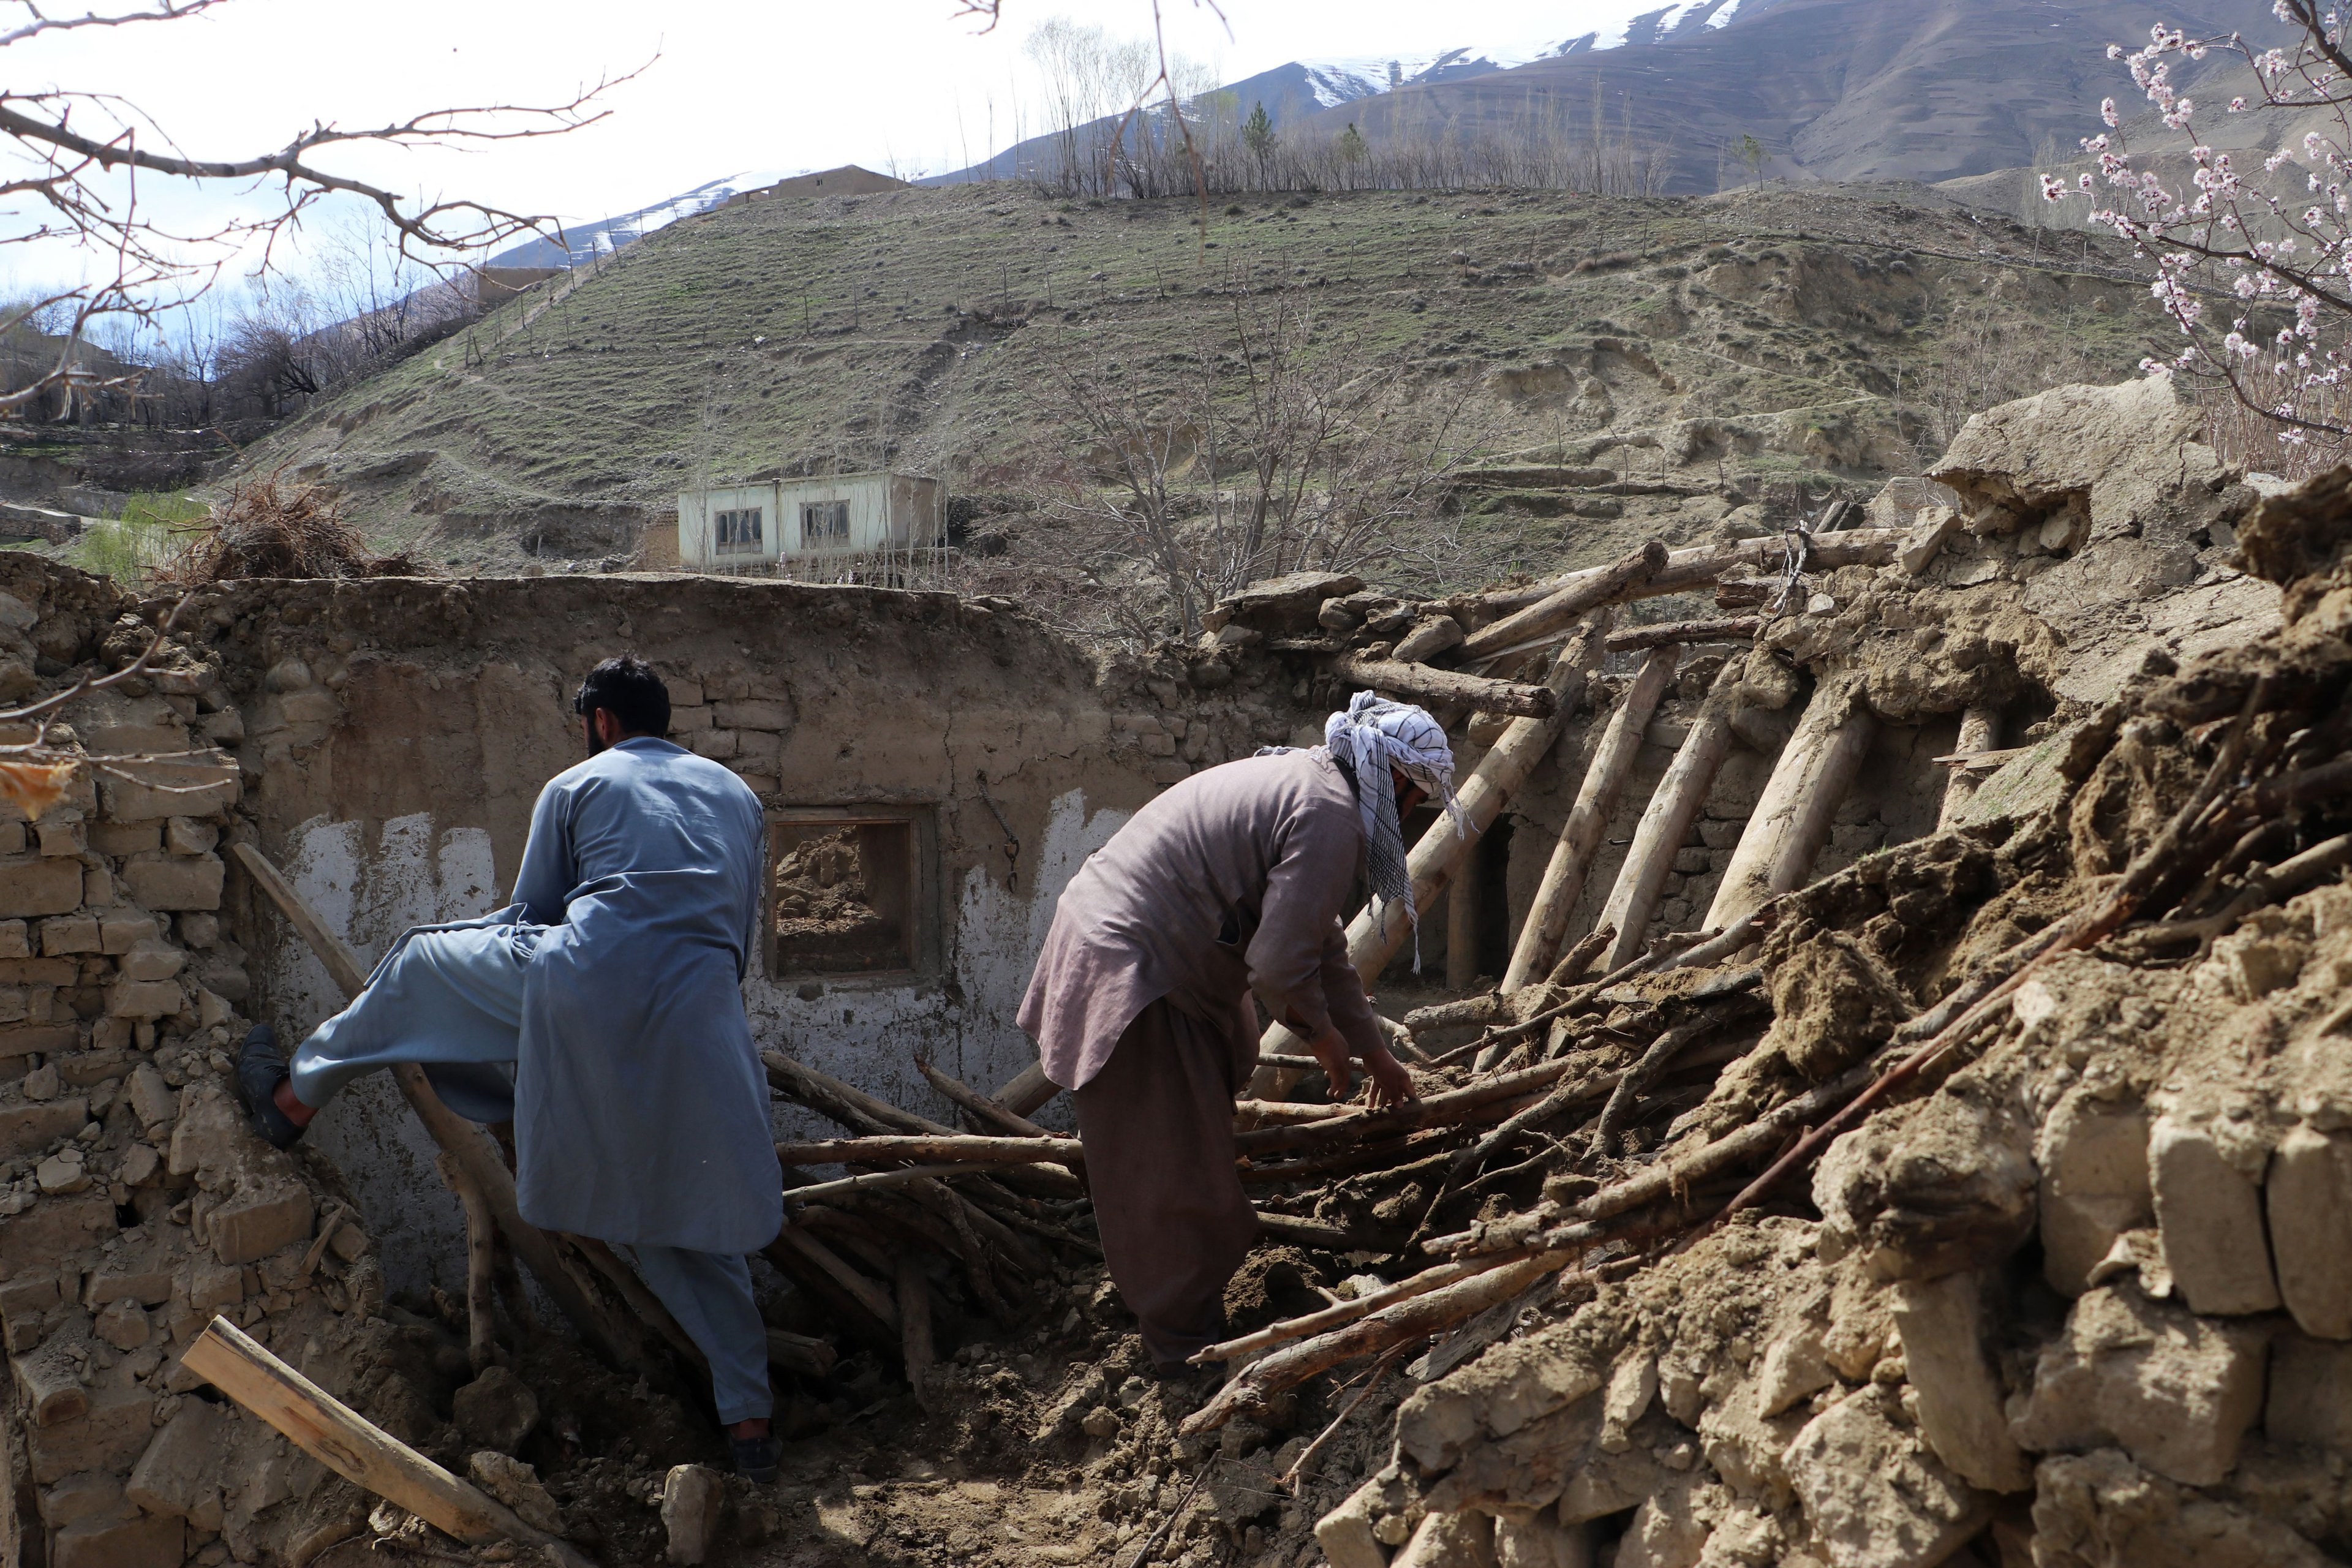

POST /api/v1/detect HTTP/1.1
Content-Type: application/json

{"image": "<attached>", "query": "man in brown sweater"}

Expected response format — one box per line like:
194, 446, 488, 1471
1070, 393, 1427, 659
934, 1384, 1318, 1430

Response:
1020, 695, 1463, 1371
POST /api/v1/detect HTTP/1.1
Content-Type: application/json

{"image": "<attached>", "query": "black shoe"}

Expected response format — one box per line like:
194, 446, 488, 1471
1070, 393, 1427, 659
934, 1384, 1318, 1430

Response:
234, 1025, 304, 1150
729, 1432, 779, 1483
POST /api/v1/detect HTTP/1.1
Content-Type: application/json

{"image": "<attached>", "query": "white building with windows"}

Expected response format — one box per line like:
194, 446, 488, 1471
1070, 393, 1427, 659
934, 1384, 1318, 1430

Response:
674, 472, 945, 570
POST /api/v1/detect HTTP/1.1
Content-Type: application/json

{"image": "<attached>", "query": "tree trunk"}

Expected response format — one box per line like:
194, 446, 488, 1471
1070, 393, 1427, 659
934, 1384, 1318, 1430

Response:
1705, 673, 1876, 930
1500, 645, 1680, 994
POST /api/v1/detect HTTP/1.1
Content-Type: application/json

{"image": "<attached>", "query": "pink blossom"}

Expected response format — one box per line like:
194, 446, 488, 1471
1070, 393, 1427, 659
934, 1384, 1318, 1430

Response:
2102, 97, 2120, 127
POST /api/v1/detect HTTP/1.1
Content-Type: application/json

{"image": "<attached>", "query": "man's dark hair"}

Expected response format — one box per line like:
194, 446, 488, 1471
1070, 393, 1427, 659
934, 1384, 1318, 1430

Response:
574, 655, 670, 737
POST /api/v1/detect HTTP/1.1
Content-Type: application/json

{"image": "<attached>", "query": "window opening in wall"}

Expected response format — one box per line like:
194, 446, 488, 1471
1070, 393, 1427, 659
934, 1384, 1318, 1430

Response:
769, 810, 927, 977
714, 507, 764, 555
800, 500, 850, 548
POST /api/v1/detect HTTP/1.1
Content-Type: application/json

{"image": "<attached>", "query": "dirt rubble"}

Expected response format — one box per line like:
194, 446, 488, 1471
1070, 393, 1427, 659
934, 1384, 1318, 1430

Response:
0, 369, 2340, 1568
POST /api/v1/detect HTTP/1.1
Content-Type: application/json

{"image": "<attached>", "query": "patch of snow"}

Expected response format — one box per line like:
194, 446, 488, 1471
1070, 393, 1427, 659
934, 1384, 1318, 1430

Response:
1298, 0, 1764, 87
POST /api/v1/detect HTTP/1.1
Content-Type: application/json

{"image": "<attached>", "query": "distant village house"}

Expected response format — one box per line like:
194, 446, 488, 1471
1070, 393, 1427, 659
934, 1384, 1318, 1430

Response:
673, 472, 945, 570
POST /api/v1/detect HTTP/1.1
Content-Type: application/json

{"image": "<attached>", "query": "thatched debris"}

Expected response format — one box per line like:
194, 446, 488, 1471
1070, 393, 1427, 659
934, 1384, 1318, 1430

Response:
161, 472, 421, 586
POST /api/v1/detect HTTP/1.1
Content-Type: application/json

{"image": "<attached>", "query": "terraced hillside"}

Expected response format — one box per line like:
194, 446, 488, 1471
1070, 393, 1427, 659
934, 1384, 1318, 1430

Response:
240, 181, 2166, 583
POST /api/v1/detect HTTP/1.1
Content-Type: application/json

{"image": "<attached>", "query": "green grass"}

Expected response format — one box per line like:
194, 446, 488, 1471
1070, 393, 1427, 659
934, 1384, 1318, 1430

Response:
65, 490, 209, 587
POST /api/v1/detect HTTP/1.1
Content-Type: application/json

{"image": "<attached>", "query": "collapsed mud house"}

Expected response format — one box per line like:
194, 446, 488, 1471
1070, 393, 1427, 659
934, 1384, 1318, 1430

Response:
0, 371, 2334, 1568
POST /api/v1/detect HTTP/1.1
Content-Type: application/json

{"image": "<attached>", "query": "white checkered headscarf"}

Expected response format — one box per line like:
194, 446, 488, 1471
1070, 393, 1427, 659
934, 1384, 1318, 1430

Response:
1325, 692, 1468, 964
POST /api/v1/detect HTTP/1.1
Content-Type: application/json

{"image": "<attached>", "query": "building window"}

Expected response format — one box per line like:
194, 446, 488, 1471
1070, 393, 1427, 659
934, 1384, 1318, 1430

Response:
714, 507, 764, 555
768, 808, 933, 978
800, 500, 850, 548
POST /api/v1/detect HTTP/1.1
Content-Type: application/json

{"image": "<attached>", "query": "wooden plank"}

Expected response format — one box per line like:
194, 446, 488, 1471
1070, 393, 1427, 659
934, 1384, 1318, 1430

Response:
182, 1316, 591, 1568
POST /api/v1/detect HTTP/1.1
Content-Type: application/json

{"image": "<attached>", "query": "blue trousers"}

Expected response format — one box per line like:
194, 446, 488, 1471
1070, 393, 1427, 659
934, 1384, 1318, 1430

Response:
291, 924, 774, 1423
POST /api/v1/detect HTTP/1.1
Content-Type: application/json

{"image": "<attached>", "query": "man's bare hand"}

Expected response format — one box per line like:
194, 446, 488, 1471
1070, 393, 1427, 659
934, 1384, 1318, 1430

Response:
1304, 1027, 1355, 1100
1360, 1044, 1418, 1110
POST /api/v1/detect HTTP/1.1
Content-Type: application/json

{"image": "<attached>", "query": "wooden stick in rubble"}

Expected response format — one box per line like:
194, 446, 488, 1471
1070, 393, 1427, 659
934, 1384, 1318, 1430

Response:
229, 843, 665, 1379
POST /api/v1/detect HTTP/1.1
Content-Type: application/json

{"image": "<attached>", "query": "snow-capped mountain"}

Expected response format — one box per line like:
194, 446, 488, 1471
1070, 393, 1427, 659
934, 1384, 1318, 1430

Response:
490, 170, 807, 268
1294, 0, 1764, 109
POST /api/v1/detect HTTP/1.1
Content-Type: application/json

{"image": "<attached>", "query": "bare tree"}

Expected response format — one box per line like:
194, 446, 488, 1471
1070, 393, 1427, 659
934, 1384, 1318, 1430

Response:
0, 0, 630, 417
1028, 282, 1490, 645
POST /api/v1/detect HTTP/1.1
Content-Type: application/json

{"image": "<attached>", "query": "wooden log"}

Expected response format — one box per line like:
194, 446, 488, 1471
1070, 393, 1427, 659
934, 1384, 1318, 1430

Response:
897, 1253, 935, 1406
1607, 616, 1760, 653
772, 1229, 899, 1332
785, 1164, 979, 1205
1475, 614, 1760, 671
766, 1327, 838, 1379
1595, 671, 1742, 971
1254, 1210, 1406, 1254
763, 1234, 896, 1354
1459, 540, 1667, 660
1445, 850, 1480, 991
1403, 993, 1507, 1032
434, 1153, 497, 1373
765, 1049, 949, 1137
1501, 646, 1680, 994
1191, 1256, 1512, 1362
229, 843, 660, 1378
1545, 925, 1616, 987
1937, 703, 2002, 831
1327, 654, 1558, 718
1392, 614, 1466, 663
562, 1235, 709, 1377
1477, 529, 1907, 616
918, 1058, 1050, 1138
1235, 1058, 1582, 1157
1704, 673, 1875, 930
1177, 1250, 1569, 1435
775, 1134, 1084, 1166
182, 1317, 592, 1568
989, 1058, 1059, 1118
769, 1048, 1080, 1197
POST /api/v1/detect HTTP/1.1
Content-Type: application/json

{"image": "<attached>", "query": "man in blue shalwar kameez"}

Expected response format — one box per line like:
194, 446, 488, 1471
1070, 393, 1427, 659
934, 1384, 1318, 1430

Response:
232, 657, 786, 1480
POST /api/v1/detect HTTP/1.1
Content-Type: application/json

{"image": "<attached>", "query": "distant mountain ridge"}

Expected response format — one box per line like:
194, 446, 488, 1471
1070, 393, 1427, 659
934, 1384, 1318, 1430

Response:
499, 0, 2280, 265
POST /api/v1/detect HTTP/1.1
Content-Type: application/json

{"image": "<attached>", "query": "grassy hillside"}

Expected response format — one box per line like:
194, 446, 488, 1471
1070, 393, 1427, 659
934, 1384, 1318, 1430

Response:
233, 180, 2165, 587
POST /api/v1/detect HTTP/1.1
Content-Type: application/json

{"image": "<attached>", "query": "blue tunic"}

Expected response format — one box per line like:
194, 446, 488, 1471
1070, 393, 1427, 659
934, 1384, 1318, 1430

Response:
292, 737, 782, 1254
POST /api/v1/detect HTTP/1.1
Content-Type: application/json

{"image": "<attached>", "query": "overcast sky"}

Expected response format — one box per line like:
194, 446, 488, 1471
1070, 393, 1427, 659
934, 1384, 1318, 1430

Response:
13, 0, 1652, 255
